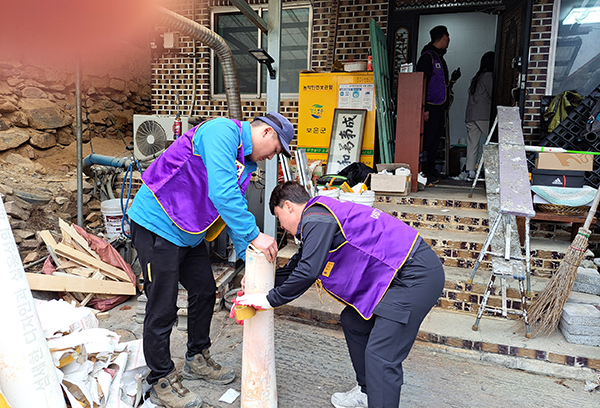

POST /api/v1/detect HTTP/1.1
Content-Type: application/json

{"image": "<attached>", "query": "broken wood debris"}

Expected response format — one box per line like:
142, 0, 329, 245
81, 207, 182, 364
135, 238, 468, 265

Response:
27, 219, 135, 306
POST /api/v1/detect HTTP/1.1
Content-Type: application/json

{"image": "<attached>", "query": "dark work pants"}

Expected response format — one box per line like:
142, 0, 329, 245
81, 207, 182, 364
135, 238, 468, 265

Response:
131, 221, 216, 384
340, 240, 445, 408
422, 110, 446, 177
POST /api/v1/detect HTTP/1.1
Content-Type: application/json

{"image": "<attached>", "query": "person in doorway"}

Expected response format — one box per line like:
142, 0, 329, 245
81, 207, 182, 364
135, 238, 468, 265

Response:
128, 112, 294, 408
236, 181, 445, 408
465, 51, 495, 181
416, 25, 461, 186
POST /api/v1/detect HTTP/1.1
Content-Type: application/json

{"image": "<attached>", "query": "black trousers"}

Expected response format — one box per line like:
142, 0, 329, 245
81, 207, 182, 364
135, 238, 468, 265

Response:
340, 240, 445, 408
422, 110, 446, 177
131, 221, 216, 384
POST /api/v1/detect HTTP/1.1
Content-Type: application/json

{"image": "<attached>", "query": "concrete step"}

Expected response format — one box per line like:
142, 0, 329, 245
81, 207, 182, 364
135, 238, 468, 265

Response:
375, 184, 488, 211
374, 187, 600, 249
277, 236, 592, 319
375, 202, 489, 234
275, 284, 600, 377
418, 228, 590, 278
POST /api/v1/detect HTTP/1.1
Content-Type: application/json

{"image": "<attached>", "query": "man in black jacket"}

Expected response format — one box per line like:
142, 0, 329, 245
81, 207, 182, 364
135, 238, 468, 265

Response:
416, 25, 460, 186
236, 182, 445, 408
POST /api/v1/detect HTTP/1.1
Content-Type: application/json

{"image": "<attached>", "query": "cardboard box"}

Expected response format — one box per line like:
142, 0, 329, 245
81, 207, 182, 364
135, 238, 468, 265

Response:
531, 168, 585, 188
369, 163, 411, 195
535, 152, 593, 171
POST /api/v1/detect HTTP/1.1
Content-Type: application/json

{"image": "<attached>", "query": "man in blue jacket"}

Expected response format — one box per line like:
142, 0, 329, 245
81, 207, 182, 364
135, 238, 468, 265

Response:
128, 112, 294, 408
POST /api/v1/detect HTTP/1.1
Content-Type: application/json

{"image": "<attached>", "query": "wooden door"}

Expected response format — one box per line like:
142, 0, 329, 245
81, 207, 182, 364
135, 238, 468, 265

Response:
495, 0, 533, 117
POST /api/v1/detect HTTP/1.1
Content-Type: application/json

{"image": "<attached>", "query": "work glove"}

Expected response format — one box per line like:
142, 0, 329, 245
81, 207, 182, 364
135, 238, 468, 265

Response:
236, 293, 273, 311
229, 290, 245, 325
450, 67, 461, 82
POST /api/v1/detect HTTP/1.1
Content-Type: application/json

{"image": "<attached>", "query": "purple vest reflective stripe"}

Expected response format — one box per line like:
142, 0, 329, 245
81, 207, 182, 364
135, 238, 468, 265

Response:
142, 119, 250, 234
305, 196, 420, 319
423, 50, 447, 105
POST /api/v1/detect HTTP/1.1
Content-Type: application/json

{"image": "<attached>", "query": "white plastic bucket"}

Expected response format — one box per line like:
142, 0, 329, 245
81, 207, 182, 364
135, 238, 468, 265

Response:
101, 199, 132, 239
317, 187, 340, 199
339, 190, 375, 207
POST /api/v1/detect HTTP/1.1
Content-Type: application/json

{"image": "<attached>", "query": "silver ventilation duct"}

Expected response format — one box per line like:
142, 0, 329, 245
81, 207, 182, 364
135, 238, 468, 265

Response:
157, 6, 242, 120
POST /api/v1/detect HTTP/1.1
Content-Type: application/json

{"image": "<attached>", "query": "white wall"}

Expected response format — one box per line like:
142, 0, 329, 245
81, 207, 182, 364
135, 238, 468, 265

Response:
418, 12, 498, 147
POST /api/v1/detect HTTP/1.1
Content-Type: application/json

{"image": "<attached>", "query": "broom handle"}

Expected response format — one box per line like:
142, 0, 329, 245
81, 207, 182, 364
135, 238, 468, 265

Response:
583, 187, 600, 230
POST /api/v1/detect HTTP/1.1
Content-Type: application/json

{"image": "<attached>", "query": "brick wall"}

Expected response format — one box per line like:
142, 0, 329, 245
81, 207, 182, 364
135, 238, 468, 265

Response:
523, 0, 555, 142
154, 0, 554, 143
152, 0, 387, 151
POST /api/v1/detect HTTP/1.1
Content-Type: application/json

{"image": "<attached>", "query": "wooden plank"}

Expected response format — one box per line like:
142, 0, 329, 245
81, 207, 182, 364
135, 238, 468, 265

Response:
39, 230, 68, 267
39, 230, 58, 249
26, 273, 135, 295
59, 218, 100, 260
58, 261, 81, 270
80, 270, 104, 306
54, 243, 131, 282
69, 267, 96, 278
395, 72, 425, 193
496, 106, 536, 218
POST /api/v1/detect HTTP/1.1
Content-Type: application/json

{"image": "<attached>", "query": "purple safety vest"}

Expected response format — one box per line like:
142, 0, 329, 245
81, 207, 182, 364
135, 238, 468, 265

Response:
141, 119, 251, 234
304, 196, 420, 319
423, 50, 447, 105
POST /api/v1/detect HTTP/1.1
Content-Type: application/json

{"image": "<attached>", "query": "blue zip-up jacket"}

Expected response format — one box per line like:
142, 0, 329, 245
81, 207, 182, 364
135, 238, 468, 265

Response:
128, 118, 259, 260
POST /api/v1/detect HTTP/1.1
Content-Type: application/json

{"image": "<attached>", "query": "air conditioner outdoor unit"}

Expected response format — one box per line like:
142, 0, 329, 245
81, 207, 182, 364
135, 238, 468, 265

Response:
133, 114, 191, 159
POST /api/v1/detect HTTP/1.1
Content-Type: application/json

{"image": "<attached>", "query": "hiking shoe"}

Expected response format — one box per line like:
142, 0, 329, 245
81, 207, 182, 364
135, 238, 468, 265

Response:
149, 370, 203, 408
426, 176, 440, 187
331, 384, 368, 408
182, 349, 235, 384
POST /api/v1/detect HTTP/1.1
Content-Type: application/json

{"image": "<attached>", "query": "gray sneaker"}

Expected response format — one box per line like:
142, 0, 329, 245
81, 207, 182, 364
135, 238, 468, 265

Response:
331, 384, 368, 408
149, 370, 203, 408
182, 349, 235, 384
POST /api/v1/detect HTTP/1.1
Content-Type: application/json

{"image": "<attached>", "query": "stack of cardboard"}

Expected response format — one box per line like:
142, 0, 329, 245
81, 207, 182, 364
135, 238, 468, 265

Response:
27, 218, 135, 307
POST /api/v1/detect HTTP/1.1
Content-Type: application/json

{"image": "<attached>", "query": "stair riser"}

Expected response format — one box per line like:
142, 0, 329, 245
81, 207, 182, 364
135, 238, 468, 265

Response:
388, 212, 490, 234
375, 195, 487, 210
424, 238, 592, 278
436, 280, 528, 317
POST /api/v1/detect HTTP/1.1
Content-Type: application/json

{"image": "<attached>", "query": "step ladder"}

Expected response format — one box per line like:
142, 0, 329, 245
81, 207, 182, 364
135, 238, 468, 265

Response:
466, 107, 534, 338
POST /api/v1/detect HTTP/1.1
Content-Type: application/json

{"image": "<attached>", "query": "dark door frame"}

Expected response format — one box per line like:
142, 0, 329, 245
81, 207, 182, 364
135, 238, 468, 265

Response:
387, 0, 533, 119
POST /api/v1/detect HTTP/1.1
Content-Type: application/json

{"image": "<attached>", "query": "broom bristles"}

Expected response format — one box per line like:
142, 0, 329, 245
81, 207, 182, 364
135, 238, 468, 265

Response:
528, 228, 590, 337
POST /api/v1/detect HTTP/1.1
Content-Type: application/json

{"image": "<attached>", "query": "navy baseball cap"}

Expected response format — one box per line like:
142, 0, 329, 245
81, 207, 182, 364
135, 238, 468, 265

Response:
255, 111, 294, 157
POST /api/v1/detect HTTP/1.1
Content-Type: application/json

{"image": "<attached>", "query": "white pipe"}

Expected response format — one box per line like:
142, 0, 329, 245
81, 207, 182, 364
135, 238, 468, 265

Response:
0, 199, 66, 407
524, 146, 568, 153
241, 246, 277, 408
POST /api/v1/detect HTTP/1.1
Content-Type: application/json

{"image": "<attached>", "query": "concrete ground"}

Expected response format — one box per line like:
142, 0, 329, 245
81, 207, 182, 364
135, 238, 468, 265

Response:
100, 296, 600, 408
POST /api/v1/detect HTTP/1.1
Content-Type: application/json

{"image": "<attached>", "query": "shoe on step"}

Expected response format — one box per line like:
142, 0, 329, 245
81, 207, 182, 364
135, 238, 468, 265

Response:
182, 349, 235, 384
149, 369, 203, 408
331, 384, 368, 408
426, 175, 440, 187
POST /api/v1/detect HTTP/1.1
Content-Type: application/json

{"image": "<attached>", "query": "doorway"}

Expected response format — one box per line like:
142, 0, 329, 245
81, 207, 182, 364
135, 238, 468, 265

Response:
418, 12, 498, 147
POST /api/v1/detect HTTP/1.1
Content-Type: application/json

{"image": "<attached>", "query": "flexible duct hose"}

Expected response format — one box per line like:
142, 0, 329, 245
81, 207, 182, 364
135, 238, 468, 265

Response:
157, 6, 242, 120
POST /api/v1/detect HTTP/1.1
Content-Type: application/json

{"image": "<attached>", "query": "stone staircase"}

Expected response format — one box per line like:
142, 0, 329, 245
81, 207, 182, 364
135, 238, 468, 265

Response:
372, 183, 598, 319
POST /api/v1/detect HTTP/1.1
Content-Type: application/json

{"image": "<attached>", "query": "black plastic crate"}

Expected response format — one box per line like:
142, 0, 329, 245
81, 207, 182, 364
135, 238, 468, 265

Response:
531, 82, 600, 185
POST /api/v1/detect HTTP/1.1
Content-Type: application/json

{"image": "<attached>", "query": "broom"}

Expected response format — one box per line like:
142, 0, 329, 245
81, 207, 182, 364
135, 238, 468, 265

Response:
528, 186, 600, 336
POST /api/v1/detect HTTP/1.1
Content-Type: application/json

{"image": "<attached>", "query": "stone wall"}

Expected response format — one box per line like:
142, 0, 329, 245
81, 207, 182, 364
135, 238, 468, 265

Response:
0, 60, 152, 154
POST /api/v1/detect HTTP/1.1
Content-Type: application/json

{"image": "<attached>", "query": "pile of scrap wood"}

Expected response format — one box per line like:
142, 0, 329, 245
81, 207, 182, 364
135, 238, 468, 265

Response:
26, 218, 136, 309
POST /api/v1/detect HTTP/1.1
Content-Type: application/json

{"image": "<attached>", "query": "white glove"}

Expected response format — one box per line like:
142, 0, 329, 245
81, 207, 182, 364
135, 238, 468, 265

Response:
236, 293, 272, 310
